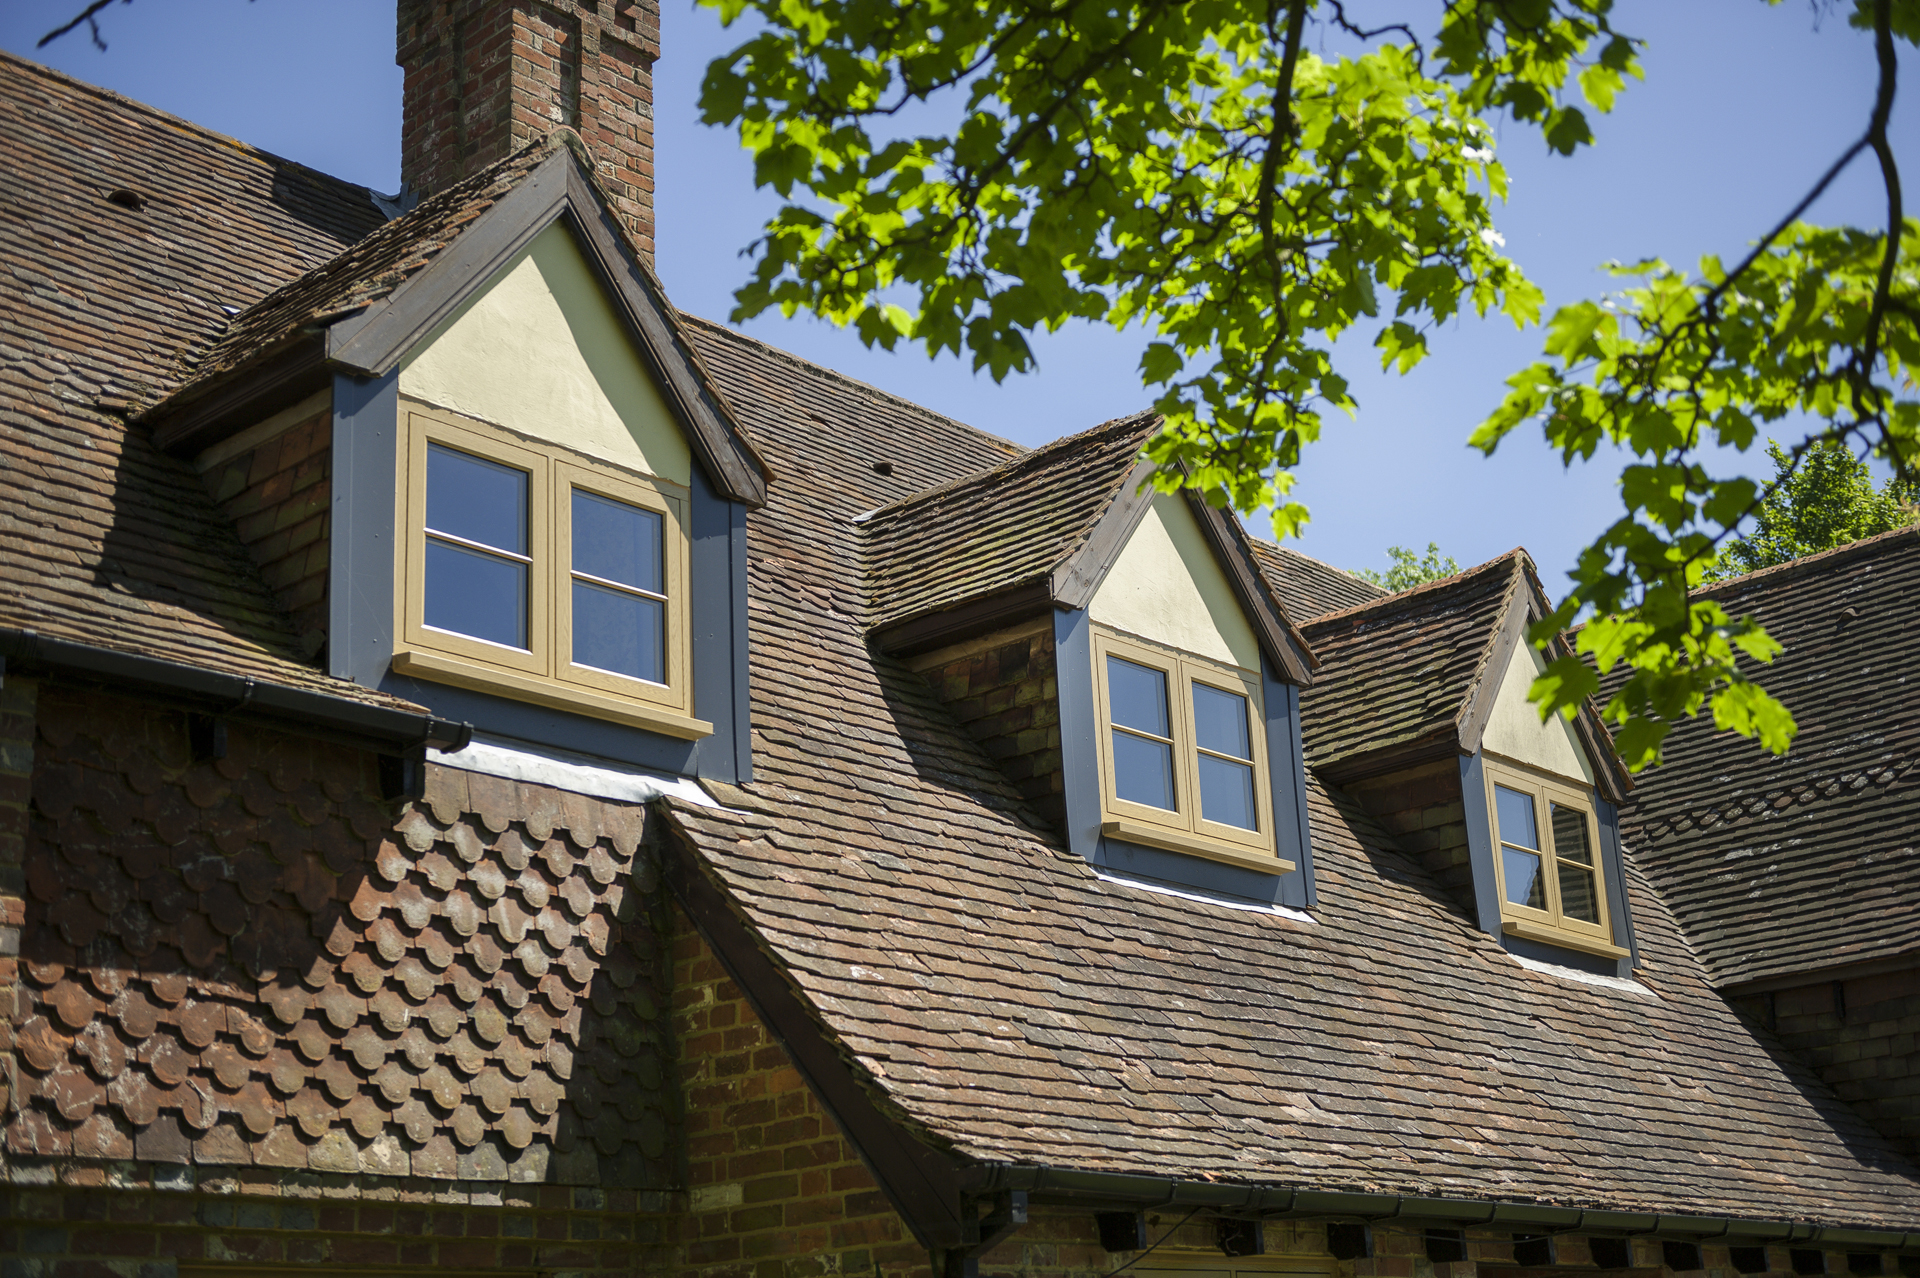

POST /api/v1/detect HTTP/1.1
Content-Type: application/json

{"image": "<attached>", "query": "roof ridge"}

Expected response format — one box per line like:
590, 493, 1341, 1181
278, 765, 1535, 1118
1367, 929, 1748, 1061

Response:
673, 311, 1025, 460
1255, 539, 1386, 594
857, 409, 1158, 527
1304, 548, 1527, 630
1, 48, 380, 205
1697, 524, 1920, 595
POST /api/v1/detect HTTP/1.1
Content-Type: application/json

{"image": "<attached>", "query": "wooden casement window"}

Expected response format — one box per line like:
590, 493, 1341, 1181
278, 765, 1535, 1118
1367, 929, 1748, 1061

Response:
1092, 628, 1292, 873
1484, 759, 1625, 958
392, 408, 710, 739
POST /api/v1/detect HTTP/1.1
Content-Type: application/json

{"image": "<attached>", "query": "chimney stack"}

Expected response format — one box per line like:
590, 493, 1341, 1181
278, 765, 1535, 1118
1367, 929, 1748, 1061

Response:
397, 0, 660, 260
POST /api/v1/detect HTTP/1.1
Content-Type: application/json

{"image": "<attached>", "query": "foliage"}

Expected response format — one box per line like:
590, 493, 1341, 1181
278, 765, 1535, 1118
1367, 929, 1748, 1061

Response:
1706, 437, 1920, 579
697, 0, 1919, 770
1353, 542, 1461, 591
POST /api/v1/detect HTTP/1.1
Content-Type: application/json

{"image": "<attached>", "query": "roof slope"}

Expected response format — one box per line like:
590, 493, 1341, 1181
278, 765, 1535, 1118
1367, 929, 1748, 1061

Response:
656, 348, 1920, 1222
857, 412, 1155, 632
151, 138, 555, 407
1607, 528, 1920, 988
0, 53, 414, 709
1299, 553, 1520, 776
1253, 541, 1387, 622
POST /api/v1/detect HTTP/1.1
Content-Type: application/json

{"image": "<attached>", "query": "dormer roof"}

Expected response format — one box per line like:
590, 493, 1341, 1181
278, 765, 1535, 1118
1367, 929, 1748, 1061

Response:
141, 132, 768, 506
1250, 539, 1389, 622
1303, 551, 1629, 802
858, 413, 1314, 682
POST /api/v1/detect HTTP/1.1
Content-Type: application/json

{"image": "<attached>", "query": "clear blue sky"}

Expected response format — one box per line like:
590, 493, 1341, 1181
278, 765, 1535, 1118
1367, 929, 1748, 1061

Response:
4, 0, 1912, 587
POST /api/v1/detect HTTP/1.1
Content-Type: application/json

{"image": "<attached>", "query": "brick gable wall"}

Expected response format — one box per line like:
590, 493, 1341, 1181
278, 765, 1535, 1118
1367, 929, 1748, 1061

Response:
1733, 968, 1920, 1159
197, 402, 332, 662
915, 623, 1064, 831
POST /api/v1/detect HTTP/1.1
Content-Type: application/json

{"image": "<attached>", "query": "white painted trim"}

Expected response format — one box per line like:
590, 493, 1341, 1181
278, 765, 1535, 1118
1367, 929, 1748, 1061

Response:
1509, 953, 1658, 998
1094, 870, 1316, 923
428, 732, 722, 808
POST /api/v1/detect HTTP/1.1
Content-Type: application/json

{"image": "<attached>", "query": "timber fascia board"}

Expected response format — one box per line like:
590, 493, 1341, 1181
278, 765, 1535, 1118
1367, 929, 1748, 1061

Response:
324, 146, 768, 506
1180, 488, 1317, 686
1048, 458, 1160, 609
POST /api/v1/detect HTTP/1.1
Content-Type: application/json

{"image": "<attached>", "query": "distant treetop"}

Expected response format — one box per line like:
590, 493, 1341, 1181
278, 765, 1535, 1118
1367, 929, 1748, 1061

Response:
1709, 438, 1919, 581
1354, 543, 1462, 593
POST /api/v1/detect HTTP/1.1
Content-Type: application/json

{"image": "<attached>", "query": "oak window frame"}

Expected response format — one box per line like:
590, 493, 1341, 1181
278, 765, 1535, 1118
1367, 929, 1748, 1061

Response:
1091, 627, 1292, 875
1483, 756, 1625, 959
392, 407, 708, 740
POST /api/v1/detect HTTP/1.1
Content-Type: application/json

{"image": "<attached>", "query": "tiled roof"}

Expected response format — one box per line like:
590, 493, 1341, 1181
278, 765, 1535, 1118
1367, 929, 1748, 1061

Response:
0, 52, 417, 711
1606, 528, 1920, 989
151, 138, 556, 410
856, 413, 1156, 633
14, 683, 672, 1183
652, 350, 1920, 1217
1298, 554, 1521, 776
8, 51, 1919, 1228
1252, 541, 1387, 622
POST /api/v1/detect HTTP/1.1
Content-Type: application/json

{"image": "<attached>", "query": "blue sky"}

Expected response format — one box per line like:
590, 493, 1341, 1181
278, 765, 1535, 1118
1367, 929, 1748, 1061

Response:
4, 0, 1912, 586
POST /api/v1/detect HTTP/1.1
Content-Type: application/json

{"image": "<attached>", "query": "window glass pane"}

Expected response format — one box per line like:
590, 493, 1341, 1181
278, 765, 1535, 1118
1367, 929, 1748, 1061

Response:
427, 444, 527, 554
573, 581, 664, 683
1557, 860, 1601, 923
1494, 785, 1538, 850
1502, 846, 1546, 910
1192, 683, 1251, 761
1197, 753, 1257, 830
573, 490, 662, 594
1112, 731, 1176, 811
424, 540, 527, 648
1107, 657, 1169, 737
1550, 803, 1594, 865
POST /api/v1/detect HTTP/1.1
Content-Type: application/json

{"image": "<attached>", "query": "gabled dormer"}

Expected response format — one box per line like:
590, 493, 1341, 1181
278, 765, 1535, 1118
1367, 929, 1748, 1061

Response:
140, 134, 766, 783
1301, 552, 1639, 976
859, 415, 1321, 909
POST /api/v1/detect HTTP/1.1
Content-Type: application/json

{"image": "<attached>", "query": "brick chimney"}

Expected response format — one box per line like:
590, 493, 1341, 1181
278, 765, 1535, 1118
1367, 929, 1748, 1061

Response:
396, 0, 659, 260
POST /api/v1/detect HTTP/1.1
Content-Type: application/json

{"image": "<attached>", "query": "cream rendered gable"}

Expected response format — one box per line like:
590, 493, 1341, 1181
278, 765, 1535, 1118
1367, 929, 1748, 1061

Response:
399, 221, 691, 487
1481, 640, 1594, 784
1088, 492, 1262, 672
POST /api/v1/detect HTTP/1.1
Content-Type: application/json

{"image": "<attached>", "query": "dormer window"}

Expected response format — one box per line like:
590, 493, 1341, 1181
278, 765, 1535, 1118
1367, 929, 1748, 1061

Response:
1093, 627, 1290, 873
393, 406, 709, 739
1485, 760, 1623, 958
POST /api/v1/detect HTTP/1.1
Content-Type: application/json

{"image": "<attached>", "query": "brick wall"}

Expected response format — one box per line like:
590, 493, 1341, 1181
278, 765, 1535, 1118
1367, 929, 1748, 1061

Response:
1344, 760, 1472, 910
671, 908, 925, 1278
0, 1165, 673, 1276
916, 623, 1063, 830
198, 403, 331, 661
397, 0, 660, 257
1732, 967, 1920, 1158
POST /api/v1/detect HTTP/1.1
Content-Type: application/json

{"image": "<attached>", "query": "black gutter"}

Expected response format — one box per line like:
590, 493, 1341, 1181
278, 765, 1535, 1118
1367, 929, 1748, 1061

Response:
0, 628, 471, 752
958, 1165, 1920, 1252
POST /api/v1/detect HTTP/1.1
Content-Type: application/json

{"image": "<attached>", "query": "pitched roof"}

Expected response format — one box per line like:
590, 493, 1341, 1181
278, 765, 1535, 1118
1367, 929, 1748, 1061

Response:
652, 349, 1920, 1220
0, 52, 416, 711
8, 49, 1918, 1234
147, 139, 554, 411
857, 412, 1157, 634
1252, 541, 1388, 621
1607, 527, 1920, 989
1298, 553, 1522, 778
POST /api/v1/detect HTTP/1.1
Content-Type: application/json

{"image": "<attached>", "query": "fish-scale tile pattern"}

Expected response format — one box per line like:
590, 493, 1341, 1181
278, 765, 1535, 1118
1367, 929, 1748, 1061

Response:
11, 685, 674, 1186
1605, 527, 1920, 987
655, 319, 1920, 1227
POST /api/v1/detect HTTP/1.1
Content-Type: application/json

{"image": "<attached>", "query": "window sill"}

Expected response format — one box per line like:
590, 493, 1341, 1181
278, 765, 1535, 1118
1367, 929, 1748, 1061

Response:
1101, 819, 1295, 875
393, 648, 713, 740
1501, 918, 1628, 960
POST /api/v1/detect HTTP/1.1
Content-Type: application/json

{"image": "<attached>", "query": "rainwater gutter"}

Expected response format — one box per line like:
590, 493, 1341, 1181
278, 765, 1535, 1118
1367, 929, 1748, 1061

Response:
958, 1164, 1920, 1252
0, 628, 471, 752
